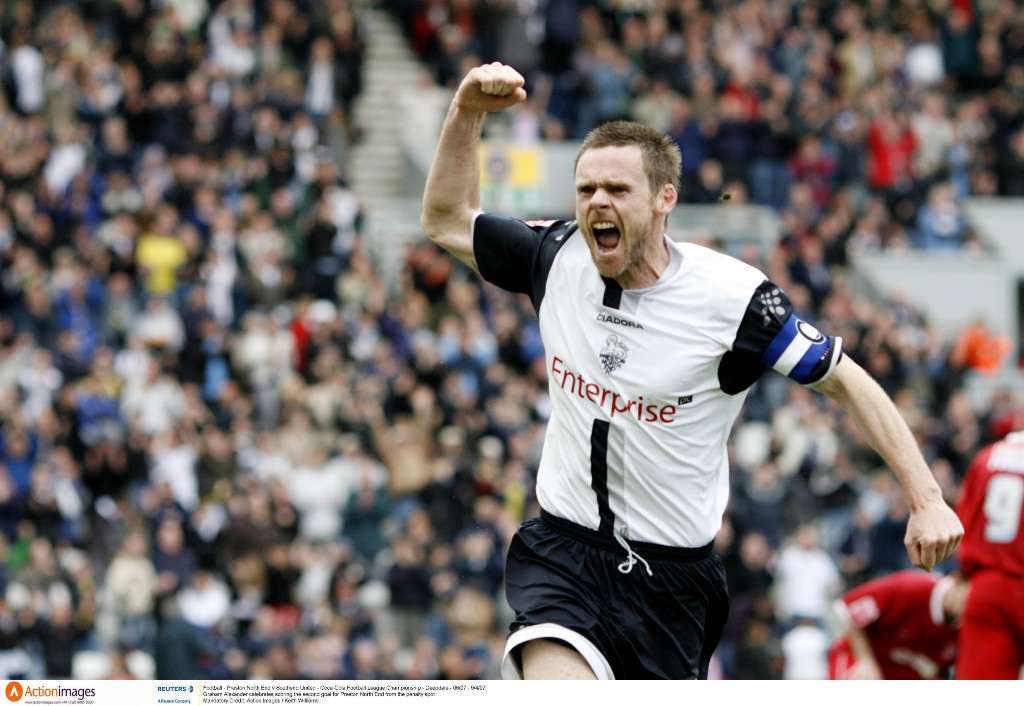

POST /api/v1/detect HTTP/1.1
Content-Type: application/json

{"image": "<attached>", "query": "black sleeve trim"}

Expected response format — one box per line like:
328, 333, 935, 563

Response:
473, 215, 577, 314
717, 280, 791, 395
731, 280, 793, 356
729, 279, 843, 386
530, 221, 577, 313
473, 214, 539, 295
717, 350, 766, 395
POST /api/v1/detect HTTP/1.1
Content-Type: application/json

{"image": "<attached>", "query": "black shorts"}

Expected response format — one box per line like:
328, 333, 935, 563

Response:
502, 511, 729, 680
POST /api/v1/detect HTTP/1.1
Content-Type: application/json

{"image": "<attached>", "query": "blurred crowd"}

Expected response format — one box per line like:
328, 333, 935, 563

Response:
0, 0, 1022, 683
390, 0, 1024, 250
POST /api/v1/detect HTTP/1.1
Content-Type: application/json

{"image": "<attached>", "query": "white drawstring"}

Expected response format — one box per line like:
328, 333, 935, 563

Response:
614, 530, 654, 577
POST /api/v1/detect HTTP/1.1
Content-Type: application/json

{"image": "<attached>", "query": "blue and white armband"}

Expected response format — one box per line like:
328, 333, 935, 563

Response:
761, 314, 843, 385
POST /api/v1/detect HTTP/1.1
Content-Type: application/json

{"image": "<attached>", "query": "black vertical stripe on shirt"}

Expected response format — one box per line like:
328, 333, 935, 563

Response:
601, 277, 623, 310
590, 419, 614, 535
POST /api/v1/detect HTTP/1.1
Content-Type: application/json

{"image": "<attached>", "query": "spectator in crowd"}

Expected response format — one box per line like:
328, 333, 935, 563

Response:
773, 525, 841, 625
781, 617, 830, 680
104, 529, 157, 653
915, 182, 966, 249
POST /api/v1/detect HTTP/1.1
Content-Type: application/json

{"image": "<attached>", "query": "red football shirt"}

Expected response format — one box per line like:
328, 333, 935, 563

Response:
957, 432, 1024, 579
832, 571, 958, 679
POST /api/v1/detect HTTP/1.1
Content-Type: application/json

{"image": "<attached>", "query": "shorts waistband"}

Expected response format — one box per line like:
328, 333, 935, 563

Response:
540, 510, 714, 562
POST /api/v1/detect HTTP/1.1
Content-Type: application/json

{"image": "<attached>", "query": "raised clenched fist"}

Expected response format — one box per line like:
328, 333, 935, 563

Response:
905, 499, 964, 571
454, 62, 527, 113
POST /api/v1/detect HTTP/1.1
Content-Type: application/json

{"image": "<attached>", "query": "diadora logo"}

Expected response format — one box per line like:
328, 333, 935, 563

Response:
5, 682, 23, 703
596, 312, 644, 330
599, 334, 628, 373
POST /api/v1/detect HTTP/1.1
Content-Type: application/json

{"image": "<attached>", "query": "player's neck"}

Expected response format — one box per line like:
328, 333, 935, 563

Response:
616, 234, 671, 290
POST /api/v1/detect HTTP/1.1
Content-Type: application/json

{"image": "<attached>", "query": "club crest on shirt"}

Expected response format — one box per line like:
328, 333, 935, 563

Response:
599, 334, 628, 373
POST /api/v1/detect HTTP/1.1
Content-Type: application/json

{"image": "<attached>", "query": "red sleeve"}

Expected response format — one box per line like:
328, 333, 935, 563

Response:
841, 573, 899, 629
957, 442, 1024, 577
956, 445, 993, 526
839, 571, 936, 630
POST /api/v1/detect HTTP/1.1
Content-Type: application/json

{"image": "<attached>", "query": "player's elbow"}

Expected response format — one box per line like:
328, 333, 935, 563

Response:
421, 206, 474, 252
420, 205, 453, 243
420, 204, 437, 235
420, 212, 438, 242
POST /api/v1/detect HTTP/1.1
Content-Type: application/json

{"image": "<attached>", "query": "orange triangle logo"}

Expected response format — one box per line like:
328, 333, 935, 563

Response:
4, 682, 23, 703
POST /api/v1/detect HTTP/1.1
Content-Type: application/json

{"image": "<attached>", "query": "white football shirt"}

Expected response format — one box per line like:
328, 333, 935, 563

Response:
474, 216, 842, 547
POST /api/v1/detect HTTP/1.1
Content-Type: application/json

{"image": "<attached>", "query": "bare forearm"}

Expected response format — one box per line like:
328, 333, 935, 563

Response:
817, 358, 962, 569
818, 359, 942, 510
422, 104, 484, 226
420, 64, 526, 267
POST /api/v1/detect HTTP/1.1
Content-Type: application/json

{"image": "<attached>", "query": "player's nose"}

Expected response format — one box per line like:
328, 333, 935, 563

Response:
590, 188, 611, 208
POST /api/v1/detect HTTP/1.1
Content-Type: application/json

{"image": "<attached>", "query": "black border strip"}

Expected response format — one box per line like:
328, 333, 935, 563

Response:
601, 277, 622, 310
589, 419, 614, 535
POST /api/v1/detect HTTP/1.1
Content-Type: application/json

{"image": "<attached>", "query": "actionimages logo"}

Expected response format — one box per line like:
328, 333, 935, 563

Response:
5, 684, 95, 702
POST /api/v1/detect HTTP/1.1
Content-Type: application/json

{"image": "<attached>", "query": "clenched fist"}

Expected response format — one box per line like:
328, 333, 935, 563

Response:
905, 499, 964, 570
454, 62, 527, 113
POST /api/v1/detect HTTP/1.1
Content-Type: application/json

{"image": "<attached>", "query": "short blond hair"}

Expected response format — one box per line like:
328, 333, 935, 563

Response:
575, 121, 681, 194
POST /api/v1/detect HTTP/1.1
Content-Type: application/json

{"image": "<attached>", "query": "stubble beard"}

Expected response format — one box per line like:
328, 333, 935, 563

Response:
590, 237, 631, 280
587, 226, 653, 282
612, 224, 658, 282
583, 203, 662, 282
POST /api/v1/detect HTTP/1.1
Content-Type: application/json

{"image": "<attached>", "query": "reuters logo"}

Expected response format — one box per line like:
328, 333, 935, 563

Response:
5, 682, 23, 703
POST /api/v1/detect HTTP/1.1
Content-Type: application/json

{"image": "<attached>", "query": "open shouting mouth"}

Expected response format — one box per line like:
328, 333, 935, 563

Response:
592, 221, 621, 253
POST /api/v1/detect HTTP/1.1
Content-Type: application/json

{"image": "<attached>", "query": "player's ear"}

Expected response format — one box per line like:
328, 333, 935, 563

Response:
657, 183, 678, 213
